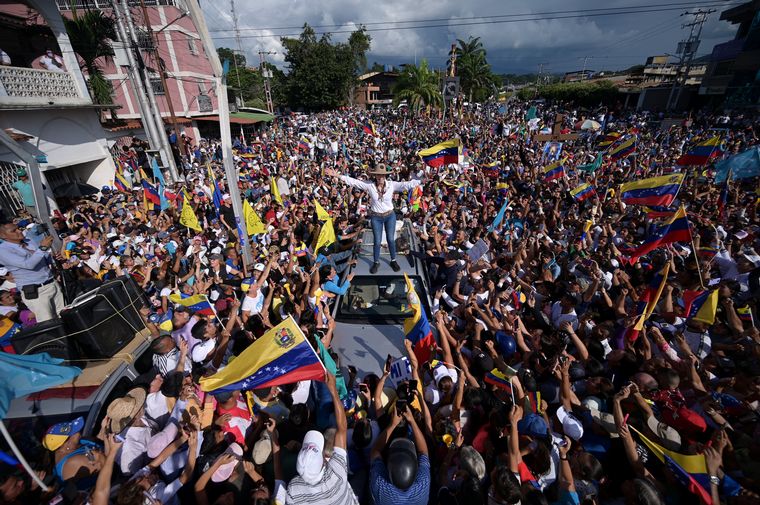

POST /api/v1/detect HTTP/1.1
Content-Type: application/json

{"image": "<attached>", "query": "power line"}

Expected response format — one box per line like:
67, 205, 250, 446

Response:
205, 1, 732, 33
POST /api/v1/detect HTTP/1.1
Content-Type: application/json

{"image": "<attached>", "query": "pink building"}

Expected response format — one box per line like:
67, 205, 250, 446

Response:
57, 0, 220, 143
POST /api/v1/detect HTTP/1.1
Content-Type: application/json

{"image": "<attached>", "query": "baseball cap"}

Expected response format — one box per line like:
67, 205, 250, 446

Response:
253, 263, 266, 272
517, 413, 549, 439
646, 415, 681, 451
296, 430, 325, 484
212, 442, 243, 482
252, 433, 272, 465
43, 416, 84, 451
556, 406, 585, 441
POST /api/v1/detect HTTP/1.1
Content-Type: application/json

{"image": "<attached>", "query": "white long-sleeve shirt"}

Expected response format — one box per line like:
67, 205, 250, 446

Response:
339, 175, 420, 214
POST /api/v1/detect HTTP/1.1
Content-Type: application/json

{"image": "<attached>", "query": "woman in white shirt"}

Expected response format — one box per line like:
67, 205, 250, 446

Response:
325, 164, 421, 273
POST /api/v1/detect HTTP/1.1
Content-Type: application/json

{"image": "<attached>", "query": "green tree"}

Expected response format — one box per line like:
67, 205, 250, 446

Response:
63, 10, 117, 116
520, 80, 620, 106
280, 24, 371, 110
217, 48, 266, 107
392, 60, 442, 112
217, 47, 246, 68
452, 37, 498, 103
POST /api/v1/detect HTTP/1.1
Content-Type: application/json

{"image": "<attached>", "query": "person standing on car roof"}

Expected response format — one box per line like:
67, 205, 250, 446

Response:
325, 164, 421, 274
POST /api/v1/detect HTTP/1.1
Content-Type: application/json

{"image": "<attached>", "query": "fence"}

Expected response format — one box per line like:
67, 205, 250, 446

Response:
0, 161, 25, 218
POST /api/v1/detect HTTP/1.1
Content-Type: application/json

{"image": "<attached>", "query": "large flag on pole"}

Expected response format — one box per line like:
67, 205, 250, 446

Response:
608, 136, 636, 160
151, 156, 165, 186
626, 207, 691, 263
417, 139, 461, 167
243, 200, 266, 235
676, 136, 723, 166
403, 274, 436, 364
487, 199, 508, 233
620, 174, 684, 207
625, 264, 670, 342
314, 200, 330, 221
199, 316, 325, 393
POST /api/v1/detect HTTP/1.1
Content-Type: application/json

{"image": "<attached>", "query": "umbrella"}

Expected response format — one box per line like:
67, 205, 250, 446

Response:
53, 181, 99, 198
580, 119, 601, 131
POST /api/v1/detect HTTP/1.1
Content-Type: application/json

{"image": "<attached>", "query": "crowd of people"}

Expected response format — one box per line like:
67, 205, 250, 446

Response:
1, 100, 760, 505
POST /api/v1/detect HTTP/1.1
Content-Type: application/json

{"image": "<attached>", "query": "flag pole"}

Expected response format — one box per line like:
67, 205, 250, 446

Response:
689, 219, 706, 289
0, 420, 49, 491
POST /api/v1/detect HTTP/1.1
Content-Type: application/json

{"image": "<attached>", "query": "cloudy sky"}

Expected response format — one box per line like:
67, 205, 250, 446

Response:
200, 0, 739, 75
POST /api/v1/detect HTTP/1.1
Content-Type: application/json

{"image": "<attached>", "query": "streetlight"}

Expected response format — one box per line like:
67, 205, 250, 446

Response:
155, 11, 189, 33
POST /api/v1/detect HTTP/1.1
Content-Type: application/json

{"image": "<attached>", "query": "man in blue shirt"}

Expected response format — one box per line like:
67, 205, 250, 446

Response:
11, 169, 37, 221
319, 264, 354, 296
0, 222, 63, 322
369, 406, 430, 505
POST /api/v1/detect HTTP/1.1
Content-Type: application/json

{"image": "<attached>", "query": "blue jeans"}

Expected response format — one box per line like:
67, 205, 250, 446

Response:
371, 212, 397, 263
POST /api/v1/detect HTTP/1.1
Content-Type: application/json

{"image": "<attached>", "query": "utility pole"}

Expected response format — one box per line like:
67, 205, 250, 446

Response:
119, 0, 179, 181
580, 56, 592, 81
183, 0, 253, 268
111, 0, 163, 171
139, 0, 185, 177
230, 0, 244, 107
535, 63, 544, 97
667, 8, 714, 111
259, 51, 276, 114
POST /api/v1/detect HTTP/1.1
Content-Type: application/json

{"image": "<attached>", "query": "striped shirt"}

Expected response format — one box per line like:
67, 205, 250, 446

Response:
285, 447, 358, 505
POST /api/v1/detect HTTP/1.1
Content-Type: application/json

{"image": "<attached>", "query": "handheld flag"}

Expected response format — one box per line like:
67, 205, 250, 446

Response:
737, 306, 754, 326
403, 274, 436, 364
114, 170, 131, 192
620, 174, 684, 207
542, 159, 565, 181
676, 136, 723, 166
270, 177, 283, 205
577, 153, 603, 173
315, 217, 336, 253
630, 426, 713, 505
598, 131, 621, 147
151, 156, 165, 186
484, 368, 513, 391
0, 318, 20, 354
570, 183, 596, 201
243, 200, 266, 235
487, 199, 509, 233
418, 139, 461, 167
644, 206, 676, 219
626, 207, 691, 262
141, 179, 160, 205
169, 293, 216, 316
682, 289, 719, 325
580, 220, 593, 242
314, 200, 330, 221
714, 146, 760, 183
608, 136, 636, 160
179, 196, 202, 231
626, 264, 670, 342
362, 121, 377, 136
208, 165, 224, 211
200, 316, 325, 393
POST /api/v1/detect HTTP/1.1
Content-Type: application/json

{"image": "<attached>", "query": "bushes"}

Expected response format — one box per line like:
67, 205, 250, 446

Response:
518, 80, 621, 106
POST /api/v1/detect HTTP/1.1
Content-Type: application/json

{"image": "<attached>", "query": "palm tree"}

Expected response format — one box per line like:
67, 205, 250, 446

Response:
63, 10, 117, 117
452, 37, 497, 103
392, 60, 442, 112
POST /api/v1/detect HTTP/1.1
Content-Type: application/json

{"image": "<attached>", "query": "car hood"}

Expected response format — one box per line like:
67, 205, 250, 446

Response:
332, 321, 406, 379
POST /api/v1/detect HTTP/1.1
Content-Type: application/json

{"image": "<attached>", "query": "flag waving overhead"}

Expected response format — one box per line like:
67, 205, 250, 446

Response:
626, 207, 691, 262
179, 196, 202, 231
314, 200, 330, 221
620, 174, 684, 207
418, 139, 461, 167
315, 217, 336, 253
543, 159, 565, 181
141, 179, 160, 205
578, 152, 603, 173
270, 177, 283, 205
598, 131, 621, 147
676, 136, 723, 166
608, 136, 636, 160
114, 170, 131, 192
169, 293, 216, 316
403, 274, 436, 364
570, 183, 596, 201
243, 200, 266, 235
626, 264, 670, 342
200, 316, 325, 394
630, 426, 713, 505
683, 289, 719, 325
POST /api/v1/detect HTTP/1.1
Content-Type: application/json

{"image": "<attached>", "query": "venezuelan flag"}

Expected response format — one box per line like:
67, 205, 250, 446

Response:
676, 136, 723, 166
298, 137, 309, 152
169, 293, 215, 316
697, 246, 719, 260
570, 183, 596, 201
141, 179, 160, 205
580, 219, 593, 242
403, 274, 436, 364
598, 131, 621, 147
418, 139, 461, 167
644, 205, 676, 219
682, 289, 719, 325
627, 207, 691, 262
0, 318, 20, 354
114, 170, 131, 192
608, 136, 636, 160
200, 316, 325, 393
627, 264, 670, 342
362, 121, 377, 136
485, 368, 513, 391
737, 306, 753, 325
620, 174, 684, 207
630, 426, 713, 505
543, 159, 565, 181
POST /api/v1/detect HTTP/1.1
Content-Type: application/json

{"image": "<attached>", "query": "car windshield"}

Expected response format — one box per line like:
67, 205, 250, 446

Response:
337, 275, 429, 322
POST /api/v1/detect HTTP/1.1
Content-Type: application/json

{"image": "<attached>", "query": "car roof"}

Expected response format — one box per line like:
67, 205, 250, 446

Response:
350, 220, 427, 280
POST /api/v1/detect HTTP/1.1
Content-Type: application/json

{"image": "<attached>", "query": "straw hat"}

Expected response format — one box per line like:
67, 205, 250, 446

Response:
106, 387, 147, 433
368, 163, 393, 176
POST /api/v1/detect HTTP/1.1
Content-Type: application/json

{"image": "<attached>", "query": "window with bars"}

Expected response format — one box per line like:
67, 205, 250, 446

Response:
150, 77, 165, 95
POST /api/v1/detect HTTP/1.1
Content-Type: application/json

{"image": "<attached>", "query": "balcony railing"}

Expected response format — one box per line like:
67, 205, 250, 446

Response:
0, 66, 89, 107
56, 0, 175, 9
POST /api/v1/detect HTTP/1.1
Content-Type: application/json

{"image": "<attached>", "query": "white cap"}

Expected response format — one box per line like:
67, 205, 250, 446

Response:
556, 405, 584, 441
296, 430, 325, 484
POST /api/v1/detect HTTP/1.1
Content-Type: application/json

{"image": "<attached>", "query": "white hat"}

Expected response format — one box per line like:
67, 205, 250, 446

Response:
254, 263, 265, 272
646, 415, 681, 451
556, 405, 584, 441
296, 430, 325, 484
433, 365, 453, 386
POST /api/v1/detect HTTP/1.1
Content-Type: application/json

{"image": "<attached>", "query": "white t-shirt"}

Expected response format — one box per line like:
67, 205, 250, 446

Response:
242, 290, 265, 315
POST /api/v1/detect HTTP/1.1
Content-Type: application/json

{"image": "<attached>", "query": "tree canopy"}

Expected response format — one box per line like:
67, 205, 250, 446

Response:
517, 80, 620, 106
452, 37, 499, 103
393, 60, 442, 112
217, 47, 265, 107
279, 24, 371, 110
